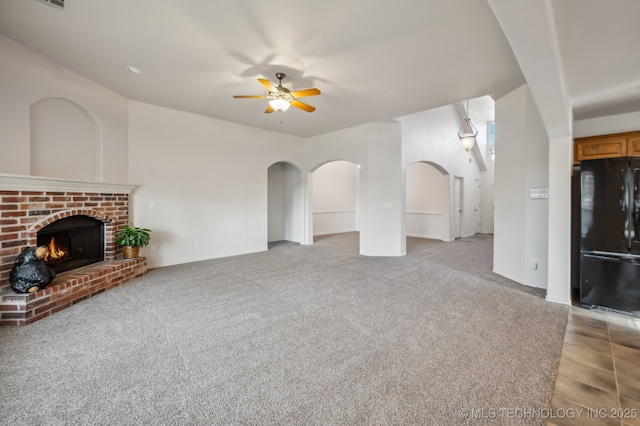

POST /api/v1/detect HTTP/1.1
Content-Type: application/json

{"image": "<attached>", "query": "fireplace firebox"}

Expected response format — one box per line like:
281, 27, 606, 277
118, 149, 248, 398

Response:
36, 215, 104, 274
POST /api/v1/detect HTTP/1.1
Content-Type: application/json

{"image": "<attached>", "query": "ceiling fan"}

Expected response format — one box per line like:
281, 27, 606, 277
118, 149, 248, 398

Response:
233, 72, 321, 113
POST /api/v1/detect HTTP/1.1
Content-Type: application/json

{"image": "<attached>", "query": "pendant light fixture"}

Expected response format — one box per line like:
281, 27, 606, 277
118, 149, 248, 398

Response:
458, 100, 478, 151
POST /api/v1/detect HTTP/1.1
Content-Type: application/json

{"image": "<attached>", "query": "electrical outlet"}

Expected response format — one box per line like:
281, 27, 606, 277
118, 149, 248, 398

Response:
531, 258, 538, 270
243, 235, 248, 242
150, 245, 156, 252
194, 240, 199, 247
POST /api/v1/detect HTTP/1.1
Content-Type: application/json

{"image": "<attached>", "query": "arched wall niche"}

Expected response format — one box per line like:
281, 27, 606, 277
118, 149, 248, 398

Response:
30, 97, 102, 181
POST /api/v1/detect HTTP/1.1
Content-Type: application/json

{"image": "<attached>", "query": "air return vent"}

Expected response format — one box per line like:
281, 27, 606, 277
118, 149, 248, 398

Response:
39, 0, 65, 10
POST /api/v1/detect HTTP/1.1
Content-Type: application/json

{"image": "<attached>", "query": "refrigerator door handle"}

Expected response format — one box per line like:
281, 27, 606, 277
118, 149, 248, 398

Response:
621, 168, 627, 212
635, 168, 640, 237
634, 168, 640, 211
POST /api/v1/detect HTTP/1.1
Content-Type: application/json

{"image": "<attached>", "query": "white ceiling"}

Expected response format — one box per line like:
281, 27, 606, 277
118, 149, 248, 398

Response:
552, 0, 640, 121
0, 0, 638, 138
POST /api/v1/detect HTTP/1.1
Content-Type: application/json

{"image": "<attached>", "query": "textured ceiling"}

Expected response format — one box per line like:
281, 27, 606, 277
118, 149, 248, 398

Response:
0, 0, 638, 137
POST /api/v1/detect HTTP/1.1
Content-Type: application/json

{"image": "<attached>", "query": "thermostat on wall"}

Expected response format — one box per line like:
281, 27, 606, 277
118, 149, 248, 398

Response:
529, 188, 548, 199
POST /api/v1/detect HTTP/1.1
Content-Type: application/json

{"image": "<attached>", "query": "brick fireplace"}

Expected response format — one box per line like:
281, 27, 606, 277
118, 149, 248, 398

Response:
0, 174, 147, 326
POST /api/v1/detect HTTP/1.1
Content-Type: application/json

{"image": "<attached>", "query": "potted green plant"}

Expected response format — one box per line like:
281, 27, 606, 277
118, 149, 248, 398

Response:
115, 224, 152, 259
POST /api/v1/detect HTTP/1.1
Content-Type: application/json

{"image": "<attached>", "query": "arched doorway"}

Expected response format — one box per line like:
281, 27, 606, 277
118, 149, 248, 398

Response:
311, 160, 360, 246
405, 161, 451, 242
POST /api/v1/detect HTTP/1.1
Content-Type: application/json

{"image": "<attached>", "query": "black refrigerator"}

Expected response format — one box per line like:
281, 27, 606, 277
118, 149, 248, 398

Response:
580, 158, 640, 315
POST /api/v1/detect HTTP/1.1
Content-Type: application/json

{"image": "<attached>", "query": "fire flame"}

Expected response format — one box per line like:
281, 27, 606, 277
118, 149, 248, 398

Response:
44, 236, 66, 261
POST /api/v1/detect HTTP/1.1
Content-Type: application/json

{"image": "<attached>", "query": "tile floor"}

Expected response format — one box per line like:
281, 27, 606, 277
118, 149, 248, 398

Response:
548, 306, 640, 426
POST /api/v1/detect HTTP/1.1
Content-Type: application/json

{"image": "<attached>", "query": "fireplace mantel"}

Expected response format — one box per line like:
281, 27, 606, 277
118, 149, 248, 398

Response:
0, 173, 136, 194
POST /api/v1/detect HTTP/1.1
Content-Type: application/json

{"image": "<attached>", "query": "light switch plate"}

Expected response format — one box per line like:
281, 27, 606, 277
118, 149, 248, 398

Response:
529, 188, 548, 199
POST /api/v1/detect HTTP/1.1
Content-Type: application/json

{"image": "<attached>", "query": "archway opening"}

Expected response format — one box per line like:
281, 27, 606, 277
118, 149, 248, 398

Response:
312, 160, 360, 248
405, 161, 450, 244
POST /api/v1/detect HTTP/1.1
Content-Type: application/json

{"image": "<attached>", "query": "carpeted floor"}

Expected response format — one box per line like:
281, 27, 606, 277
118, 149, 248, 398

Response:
0, 233, 568, 425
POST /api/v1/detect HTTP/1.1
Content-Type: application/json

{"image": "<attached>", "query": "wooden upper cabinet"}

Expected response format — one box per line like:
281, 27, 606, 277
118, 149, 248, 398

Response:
628, 134, 640, 157
574, 131, 640, 163
574, 134, 626, 163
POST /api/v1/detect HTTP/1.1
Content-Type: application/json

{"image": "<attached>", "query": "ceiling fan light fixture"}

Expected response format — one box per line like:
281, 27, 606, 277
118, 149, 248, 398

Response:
233, 73, 320, 113
458, 100, 478, 151
269, 98, 290, 112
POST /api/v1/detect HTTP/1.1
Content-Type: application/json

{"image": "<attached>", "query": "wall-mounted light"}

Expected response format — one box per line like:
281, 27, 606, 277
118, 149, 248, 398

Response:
490, 143, 495, 162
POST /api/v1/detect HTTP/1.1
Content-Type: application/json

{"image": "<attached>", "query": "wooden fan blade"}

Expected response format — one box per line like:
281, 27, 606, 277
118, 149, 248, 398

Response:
258, 78, 277, 92
233, 95, 267, 99
289, 88, 321, 98
290, 99, 316, 113
265, 104, 275, 113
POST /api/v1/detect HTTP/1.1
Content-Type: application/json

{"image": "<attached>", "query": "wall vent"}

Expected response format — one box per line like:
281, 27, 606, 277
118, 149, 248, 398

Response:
39, 0, 65, 10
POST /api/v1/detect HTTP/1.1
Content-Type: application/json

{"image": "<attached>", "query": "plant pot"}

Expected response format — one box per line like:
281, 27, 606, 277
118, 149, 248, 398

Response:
122, 246, 140, 259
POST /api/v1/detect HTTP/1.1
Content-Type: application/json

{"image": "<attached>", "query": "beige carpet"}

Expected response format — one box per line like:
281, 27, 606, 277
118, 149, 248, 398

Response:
0, 233, 568, 425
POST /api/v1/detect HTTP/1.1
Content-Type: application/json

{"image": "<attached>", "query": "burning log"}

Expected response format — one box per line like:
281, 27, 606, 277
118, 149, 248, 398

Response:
9, 246, 57, 293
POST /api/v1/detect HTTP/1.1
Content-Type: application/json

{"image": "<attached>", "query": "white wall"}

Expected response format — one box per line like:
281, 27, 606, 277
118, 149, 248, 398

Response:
128, 101, 305, 268
397, 103, 490, 242
268, 162, 304, 243
574, 111, 640, 138
268, 163, 286, 242
0, 35, 128, 182
306, 123, 404, 256
313, 161, 359, 236
494, 84, 549, 288
405, 162, 449, 240
283, 163, 304, 243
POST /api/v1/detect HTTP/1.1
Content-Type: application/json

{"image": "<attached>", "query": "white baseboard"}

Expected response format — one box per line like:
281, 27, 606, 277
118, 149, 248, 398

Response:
545, 295, 572, 306
313, 229, 357, 237
406, 233, 443, 241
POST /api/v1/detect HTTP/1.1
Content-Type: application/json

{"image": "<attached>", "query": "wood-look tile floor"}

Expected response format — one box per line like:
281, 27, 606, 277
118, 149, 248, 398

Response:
548, 306, 640, 426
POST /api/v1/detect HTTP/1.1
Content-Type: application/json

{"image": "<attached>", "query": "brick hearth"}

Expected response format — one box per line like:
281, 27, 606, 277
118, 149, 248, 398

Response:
0, 258, 147, 326
0, 175, 147, 326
